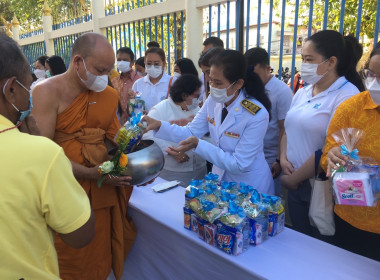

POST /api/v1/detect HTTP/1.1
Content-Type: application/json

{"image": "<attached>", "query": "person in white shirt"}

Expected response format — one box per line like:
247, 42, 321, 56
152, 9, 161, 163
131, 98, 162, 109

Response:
144, 74, 207, 185
143, 50, 275, 194
198, 37, 224, 103
280, 30, 365, 237
31, 55, 48, 90
130, 47, 171, 111
245, 47, 293, 196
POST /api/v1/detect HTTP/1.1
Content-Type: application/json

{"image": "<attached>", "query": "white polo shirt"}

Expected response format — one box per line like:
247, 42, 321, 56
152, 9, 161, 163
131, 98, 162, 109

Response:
264, 75, 293, 166
285, 76, 359, 170
131, 73, 171, 111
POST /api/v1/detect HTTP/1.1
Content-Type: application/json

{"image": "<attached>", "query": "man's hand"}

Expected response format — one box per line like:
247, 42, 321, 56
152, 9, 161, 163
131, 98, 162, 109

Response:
169, 136, 199, 154
127, 89, 136, 99
166, 147, 189, 163
326, 146, 347, 177
271, 161, 282, 178
103, 174, 133, 187
280, 158, 295, 175
19, 115, 40, 136
141, 115, 162, 133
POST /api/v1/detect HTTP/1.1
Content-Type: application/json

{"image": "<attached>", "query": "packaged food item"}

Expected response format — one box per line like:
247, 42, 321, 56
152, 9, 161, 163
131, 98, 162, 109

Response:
205, 224, 217, 246
236, 182, 254, 204
198, 199, 225, 223
204, 187, 219, 203
331, 128, 380, 206
264, 196, 285, 236
185, 187, 204, 208
204, 172, 219, 185
215, 220, 247, 256
220, 181, 238, 194
190, 213, 199, 233
196, 216, 207, 240
183, 207, 193, 230
114, 112, 144, 154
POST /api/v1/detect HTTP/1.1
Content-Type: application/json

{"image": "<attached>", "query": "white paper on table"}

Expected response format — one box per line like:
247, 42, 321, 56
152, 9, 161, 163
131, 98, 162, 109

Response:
151, 180, 181, 193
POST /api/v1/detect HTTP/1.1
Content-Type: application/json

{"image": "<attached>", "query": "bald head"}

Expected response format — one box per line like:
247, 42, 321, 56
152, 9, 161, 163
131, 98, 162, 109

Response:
71, 32, 114, 60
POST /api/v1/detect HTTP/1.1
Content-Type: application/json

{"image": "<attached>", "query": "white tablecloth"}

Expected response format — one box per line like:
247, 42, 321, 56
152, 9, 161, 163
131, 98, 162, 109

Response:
117, 178, 380, 280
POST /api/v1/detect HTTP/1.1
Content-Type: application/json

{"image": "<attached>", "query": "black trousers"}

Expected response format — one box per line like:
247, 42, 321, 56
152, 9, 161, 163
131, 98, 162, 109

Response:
335, 214, 380, 262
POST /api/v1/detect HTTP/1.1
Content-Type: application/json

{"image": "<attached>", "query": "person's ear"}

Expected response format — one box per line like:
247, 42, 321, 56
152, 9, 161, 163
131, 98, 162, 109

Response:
236, 78, 245, 90
2, 77, 17, 104
328, 56, 338, 70
130, 60, 135, 67
73, 55, 82, 70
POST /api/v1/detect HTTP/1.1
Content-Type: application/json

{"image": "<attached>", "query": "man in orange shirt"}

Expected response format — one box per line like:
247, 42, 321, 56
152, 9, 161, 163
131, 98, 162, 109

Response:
112, 47, 141, 124
322, 48, 380, 261
32, 33, 136, 279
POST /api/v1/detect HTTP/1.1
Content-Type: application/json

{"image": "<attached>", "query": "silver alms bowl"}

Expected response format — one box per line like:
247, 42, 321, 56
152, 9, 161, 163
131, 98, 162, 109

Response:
110, 140, 164, 185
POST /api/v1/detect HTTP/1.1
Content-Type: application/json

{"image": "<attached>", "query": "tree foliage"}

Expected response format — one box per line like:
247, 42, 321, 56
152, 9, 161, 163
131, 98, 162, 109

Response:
269, 0, 377, 40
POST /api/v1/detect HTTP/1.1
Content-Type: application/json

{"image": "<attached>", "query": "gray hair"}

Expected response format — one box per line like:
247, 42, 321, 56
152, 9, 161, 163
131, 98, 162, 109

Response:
0, 33, 30, 82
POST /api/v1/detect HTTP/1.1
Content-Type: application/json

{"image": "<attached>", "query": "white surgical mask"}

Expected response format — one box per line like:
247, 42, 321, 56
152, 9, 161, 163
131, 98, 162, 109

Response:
34, 69, 46, 79
146, 65, 163, 79
300, 59, 328, 85
365, 77, 380, 105
77, 58, 108, 92
137, 71, 146, 77
173, 72, 181, 78
186, 98, 199, 111
210, 82, 237, 104
117, 61, 131, 73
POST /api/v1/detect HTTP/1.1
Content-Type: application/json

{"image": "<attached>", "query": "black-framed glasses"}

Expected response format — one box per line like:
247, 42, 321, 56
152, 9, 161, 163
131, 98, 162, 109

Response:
362, 69, 380, 83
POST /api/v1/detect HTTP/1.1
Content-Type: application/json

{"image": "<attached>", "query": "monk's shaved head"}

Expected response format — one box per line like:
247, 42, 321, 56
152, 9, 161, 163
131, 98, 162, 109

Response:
71, 32, 113, 60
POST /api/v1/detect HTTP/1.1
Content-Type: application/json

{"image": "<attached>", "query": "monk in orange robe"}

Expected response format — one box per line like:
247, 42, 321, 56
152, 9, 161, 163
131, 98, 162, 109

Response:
32, 33, 136, 280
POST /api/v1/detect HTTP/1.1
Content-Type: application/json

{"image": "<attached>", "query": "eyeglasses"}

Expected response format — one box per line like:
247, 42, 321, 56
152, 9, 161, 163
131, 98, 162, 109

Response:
362, 69, 380, 83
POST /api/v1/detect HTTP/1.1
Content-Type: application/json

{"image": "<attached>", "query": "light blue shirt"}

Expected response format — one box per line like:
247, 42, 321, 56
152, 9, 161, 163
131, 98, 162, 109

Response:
155, 89, 275, 194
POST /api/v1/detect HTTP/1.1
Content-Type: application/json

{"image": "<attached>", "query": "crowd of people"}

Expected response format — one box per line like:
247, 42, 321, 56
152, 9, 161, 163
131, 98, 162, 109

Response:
0, 28, 379, 279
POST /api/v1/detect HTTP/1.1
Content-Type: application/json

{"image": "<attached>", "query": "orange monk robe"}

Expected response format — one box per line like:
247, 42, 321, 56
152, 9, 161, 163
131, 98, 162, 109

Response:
53, 86, 136, 280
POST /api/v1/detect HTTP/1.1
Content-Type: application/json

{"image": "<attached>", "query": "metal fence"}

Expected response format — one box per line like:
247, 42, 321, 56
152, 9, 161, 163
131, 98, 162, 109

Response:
21, 41, 46, 71
14, 0, 380, 85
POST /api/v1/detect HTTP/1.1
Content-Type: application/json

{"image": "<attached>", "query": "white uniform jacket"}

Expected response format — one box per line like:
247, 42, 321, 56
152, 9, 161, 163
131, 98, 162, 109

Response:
155, 89, 275, 194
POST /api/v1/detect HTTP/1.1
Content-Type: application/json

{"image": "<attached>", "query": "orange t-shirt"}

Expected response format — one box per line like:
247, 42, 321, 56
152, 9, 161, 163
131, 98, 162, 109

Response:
321, 91, 380, 234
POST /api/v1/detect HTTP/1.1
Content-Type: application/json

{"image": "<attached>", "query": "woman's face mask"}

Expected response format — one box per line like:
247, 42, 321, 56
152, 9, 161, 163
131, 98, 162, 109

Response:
210, 82, 237, 104
300, 59, 329, 85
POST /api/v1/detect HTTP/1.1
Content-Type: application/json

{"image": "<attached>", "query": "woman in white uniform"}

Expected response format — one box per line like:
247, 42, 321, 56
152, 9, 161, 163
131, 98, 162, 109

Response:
280, 30, 364, 237
144, 74, 207, 185
144, 50, 274, 194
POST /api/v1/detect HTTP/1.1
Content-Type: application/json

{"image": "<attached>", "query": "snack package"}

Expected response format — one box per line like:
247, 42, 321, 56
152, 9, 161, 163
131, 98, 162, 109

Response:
220, 181, 238, 194
190, 213, 199, 233
114, 112, 144, 153
261, 195, 285, 237
184, 207, 193, 230
204, 224, 217, 246
204, 172, 219, 185
196, 216, 207, 240
198, 200, 225, 224
331, 128, 380, 206
185, 187, 204, 208
333, 172, 375, 206
236, 182, 254, 204
215, 221, 239, 255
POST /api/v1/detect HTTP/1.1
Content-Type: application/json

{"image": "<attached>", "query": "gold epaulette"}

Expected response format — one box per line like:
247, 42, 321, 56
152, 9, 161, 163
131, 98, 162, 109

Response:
241, 99, 262, 115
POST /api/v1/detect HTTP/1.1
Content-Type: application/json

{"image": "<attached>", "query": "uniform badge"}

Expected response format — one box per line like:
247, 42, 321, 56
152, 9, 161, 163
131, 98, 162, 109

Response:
207, 116, 215, 126
224, 131, 240, 138
241, 99, 262, 115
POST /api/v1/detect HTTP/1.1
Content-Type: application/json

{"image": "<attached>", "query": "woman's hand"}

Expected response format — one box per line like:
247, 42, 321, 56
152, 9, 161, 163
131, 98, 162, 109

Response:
280, 158, 295, 175
271, 161, 282, 178
127, 89, 136, 99
326, 146, 348, 177
169, 116, 194, 126
169, 136, 199, 154
166, 147, 189, 163
141, 115, 162, 133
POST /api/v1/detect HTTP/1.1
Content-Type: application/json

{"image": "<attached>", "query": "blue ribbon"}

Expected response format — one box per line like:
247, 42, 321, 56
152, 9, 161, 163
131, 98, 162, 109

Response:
250, 189, 261, 204
187, 186, 204, 198
229, 201, 245, 218
204, 172, 219, 181
239, 182, 254, 194
221, 181, 237, 190
206, 183, 217, 191
201, 199, 215, 211
340, 144, 359, 160
189, 180, 203, 187
220, 190, 236, 202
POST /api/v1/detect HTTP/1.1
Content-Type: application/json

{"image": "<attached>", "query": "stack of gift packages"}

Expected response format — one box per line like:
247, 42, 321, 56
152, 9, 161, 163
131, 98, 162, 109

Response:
183, 173, 285, 256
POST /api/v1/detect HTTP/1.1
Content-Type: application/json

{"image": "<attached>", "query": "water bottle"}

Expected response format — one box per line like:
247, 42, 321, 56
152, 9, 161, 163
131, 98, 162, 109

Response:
134, 92, 145, 115
242, 219, 250, 252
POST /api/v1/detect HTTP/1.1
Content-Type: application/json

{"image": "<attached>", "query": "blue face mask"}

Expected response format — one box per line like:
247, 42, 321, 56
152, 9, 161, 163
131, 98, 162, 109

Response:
2, 79, 33, 123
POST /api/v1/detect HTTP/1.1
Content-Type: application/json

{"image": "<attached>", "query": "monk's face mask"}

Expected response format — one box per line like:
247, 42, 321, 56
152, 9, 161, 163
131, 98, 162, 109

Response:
77, 58, 108, 92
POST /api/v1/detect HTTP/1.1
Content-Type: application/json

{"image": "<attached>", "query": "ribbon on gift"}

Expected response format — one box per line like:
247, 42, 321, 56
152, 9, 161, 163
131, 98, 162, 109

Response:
189, 179, 203, 187
229, 201, 245, 218
130, 112, 143, 126
250, 189, 261, 204
340, 144, 359, 160
221, 181, 237, 190
206, 183, 217, 191
186, 186, 204, 198
201, 199, 215, 212
204, 172, 219, 181
239, 182, 254, 194
220, 190, 237, 202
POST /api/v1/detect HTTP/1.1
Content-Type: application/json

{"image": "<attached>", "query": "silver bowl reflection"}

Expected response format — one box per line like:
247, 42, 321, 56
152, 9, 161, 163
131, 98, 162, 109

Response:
109, 140, 165, 185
